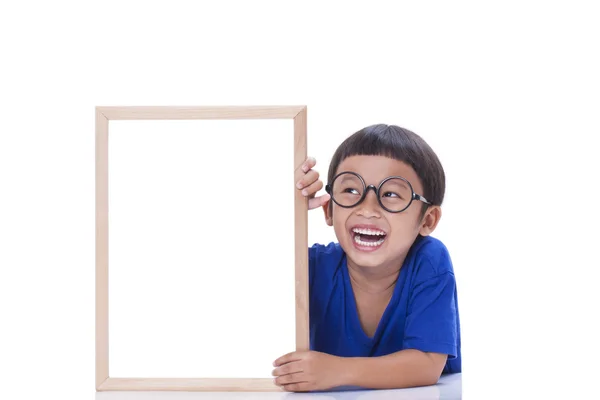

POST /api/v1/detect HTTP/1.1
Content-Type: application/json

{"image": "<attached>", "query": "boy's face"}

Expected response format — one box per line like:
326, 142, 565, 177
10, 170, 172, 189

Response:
323, 155, 440, 271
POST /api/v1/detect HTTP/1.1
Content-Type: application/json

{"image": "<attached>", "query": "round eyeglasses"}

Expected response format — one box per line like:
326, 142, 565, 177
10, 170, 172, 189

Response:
324, 171, 431, 213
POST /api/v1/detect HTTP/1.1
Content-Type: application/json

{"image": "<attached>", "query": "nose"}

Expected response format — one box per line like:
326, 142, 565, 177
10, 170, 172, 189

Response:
355, 185, 381, 218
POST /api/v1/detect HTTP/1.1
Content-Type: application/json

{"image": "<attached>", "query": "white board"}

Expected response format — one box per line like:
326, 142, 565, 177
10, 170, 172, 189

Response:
107, 119, 296, 378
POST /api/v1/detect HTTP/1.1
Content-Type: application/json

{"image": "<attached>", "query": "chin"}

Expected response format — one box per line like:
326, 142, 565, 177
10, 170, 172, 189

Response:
341, 239, 388, 268
349, 255, 384, 268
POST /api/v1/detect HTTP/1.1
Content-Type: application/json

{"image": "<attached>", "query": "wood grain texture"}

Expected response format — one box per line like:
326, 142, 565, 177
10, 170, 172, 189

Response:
97, 106, 306, 120
294, 107, 310, 351
98, 378, 283, 392
95, 108, 109, 389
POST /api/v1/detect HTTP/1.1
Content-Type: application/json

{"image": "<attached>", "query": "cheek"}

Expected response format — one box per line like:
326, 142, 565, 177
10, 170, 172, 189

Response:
332, 216, 346, 235
331, 209, 350, 236
389, 215, 420, 236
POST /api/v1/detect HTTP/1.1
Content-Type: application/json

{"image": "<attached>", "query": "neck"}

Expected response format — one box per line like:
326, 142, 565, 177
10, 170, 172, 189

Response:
347, 257, 404, 295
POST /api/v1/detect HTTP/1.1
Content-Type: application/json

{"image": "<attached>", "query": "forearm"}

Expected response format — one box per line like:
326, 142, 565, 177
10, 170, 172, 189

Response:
342, 349, 445, 389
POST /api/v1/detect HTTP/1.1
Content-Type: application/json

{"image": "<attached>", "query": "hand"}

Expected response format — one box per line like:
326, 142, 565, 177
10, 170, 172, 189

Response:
272, 350, 346, 392
297, 157, 330, 210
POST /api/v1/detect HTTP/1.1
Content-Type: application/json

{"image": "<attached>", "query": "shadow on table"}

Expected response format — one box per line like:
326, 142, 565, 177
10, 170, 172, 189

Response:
286, 373, 460, 400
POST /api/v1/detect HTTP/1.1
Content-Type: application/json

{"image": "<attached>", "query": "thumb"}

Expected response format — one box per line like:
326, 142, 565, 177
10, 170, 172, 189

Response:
308, 194, 330, 210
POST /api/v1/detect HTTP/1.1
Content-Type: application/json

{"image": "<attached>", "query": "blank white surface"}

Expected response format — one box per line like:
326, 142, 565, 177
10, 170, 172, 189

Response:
107, 120, 296, 378
95, 373, 461, 399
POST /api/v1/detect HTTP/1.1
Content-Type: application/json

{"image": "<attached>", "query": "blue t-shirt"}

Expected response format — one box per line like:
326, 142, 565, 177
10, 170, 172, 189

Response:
309, 234, 461, 375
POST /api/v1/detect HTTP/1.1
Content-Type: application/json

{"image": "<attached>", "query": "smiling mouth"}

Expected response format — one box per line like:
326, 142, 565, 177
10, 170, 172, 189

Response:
351, 227, 387, 247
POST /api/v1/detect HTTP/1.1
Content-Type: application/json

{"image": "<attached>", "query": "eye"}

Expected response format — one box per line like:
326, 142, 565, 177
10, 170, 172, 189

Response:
343, 188, 360, 195
383, 191, 401, 199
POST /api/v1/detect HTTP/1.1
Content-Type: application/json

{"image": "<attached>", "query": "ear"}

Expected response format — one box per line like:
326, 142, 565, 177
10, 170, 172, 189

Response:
418, 206, 441, 236
322, 199, 333, 226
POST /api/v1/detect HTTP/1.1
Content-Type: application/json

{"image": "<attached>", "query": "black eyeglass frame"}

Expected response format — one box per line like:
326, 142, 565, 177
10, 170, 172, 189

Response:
324, 171, 432, 213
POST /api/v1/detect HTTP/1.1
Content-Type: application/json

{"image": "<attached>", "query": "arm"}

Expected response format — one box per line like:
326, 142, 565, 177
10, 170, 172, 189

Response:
272, 349, 448, 391
344, 349, 447, 389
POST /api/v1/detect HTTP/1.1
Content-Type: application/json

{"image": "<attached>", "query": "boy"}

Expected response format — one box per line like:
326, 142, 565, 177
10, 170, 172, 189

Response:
272, 124, 461, 392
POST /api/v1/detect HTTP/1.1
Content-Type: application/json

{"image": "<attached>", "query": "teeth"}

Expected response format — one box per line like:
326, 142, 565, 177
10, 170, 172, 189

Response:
354, 235, 386, 247
352, 228, 386, 236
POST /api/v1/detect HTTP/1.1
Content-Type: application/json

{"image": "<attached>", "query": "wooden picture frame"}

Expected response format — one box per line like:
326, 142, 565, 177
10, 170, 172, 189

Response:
95, 106, 309, 391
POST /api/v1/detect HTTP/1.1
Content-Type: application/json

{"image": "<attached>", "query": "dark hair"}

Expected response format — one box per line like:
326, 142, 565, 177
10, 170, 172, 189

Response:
327, 124, 445, 222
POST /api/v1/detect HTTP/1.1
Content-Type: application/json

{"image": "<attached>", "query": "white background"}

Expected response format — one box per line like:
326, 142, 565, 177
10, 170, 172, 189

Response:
1, 1, 599, 399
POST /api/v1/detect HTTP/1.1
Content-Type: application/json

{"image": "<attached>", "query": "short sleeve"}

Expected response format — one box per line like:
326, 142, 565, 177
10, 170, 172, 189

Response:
402, 271, 458, 358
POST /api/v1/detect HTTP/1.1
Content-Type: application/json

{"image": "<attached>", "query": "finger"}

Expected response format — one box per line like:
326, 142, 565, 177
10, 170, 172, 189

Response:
296, 170, 320, 190
273, 351, 303, 367
272, 360, 303, 377
308, 193, 330, 210
301, 180, 324, 197
282, 382, 312, 392
302, 157, 316, 172
275, 372, 307, 386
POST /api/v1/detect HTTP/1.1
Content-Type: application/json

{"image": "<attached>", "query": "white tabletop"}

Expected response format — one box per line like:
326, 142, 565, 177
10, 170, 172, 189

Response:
96, 373, 461, 400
